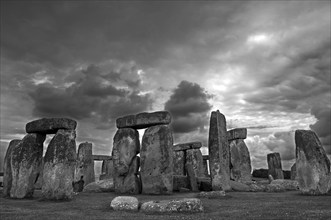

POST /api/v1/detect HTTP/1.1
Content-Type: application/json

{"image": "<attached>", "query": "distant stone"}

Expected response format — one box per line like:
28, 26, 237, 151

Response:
140, 198, 204, 213
230, 180, 250, 192
186, 149, 204, 177
229, 139, 252, 182
173, 175, 189, 191
42, 129, 76, 200
10, 134, 45, 199
267, 152, 284, 179
270, 179, 299, 191
265, 183, 286, 192
179, 187, 191, 192
3, 139, 21, 197
252, 168, 269, 179
197, 191, 226, 199
227, 128, 247, 141
26, 118, 77, 134
295, 130, 331, 195
186, 164, 199, 192
173, 151, 185, 175
100, 159, 114, 180
112, 128, 140, 194
268, 174, 274, 183
208, 110, 231, 191
116, 111, 171, 129
141, 125, 173, 194
83, 179, 114, 193
74, 142, 95, 187
173, 142, 202, 151
291, 163, 296, 180
110, 196, 139, 211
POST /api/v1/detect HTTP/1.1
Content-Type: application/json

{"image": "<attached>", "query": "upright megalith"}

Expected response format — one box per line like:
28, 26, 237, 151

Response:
229, 139, 252, 182
141, 125, 174, 194
26, 118, 77, 134
295, 130, 331, 195
42, 129, 77, 200
75, 142, 95, 186
112, 128, 141, 194
208, 110, 231, 191
10, 134, 45, 198
173, 151, 185, 175
3, 139, 21, 197
116, 111, 171, 129
267, 153, 284, 180
186, 149, 204, 178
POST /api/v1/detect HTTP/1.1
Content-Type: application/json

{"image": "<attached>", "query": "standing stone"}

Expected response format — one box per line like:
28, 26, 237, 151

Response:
141, 125, 173, 194
42, 129, 76, 200
100, 159, 114, 180
267, 153, 284, 179
208, 110, 231, 191
186, 149, 204, 177
291, 163, 296, 180
75, 142, 95, 186
229, 139, 252, 182
34, 158, 44, 189
3, 139, 21, 197
112, 128, 140, 194
11, 134, 45, 198
173, 151, 185, 175
186, 164, 199, 192
295, 130, 331, 195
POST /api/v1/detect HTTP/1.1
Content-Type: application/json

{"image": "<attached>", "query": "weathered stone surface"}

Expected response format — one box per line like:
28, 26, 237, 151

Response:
230, 180, 250, 192
227, 128, 247, 141
92, 155, 112, 161
100, 159, 114, 180
173, 142, 202, 151
229, 139, 252, 182
141, 198, 204, 213
197, 191, 226, 199
83, 179, 114, 193
110, 196, 139, 211
116, 111, 171, 129
208, 110, 231, 191
291, 163, 297, 180
173, 151, 185, 175
186, 164, 199, 192
270, 179, 299, 191
202, 157, 209, 176
173, 175, 189, 191
267, 152, 284, 180
295, 130, 331, 195
3, 139, 21, 197
26, 118, 77, 134
141, 125, 173, 194
74, 142, 95, 186
112, 128, 141, 194
186, 149, 204, 177
248, 183, 266, 192
265, 184, 286, 192
10, 134, 45, 199
42, 129, 76, 200
34, 158, 44, 189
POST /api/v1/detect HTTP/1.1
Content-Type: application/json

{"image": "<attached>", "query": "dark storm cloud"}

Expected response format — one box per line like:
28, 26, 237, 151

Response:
310, 106, 331, 154
165, 81, 212, 133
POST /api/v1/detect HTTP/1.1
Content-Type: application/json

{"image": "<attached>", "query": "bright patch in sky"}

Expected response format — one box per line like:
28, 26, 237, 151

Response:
247, 33, 275, 46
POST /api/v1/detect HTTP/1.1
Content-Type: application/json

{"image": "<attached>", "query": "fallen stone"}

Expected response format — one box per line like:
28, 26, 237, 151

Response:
227, 128, 247, 141
42, 129, 76, 200
267, 152, 284, 179
140, 198, 204, 213
173, 142, 202, 151
116, 111, 171, 129
230, 180, 250, 192
291, 163, 296, 180
270, 179, 299, 191
186, 164, 199, 192
265, 184, 286, 192
74, 142, 95, 187
26, 118, 77, 134
11, 134, 45, 199
83, 179, 114, 193
112, 128, 140, 194
173, 151, 185, 175
110, 196, 139, 211
229, 139, 252, 182
179, 187, 191, 192
208, 110, 231, 191
197, 191, 226, 199
141, 125, 173, 194
248, 183, 266, 192
186, 149, 204, 177
295, 130, 331, 195
3, 139, 21, 197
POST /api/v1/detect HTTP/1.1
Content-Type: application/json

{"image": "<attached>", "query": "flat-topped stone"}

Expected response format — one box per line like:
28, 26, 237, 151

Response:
173, 142, 202, 151
92, 155, 112, 161
116, 111, 171, 129
227, 128, 247, 141
140, 198, 204, 213
26, 118, 77, 134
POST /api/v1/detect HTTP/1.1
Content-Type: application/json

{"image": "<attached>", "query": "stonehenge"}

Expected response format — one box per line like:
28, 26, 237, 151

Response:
74, 142, 95, 187
267, 152, 284, 180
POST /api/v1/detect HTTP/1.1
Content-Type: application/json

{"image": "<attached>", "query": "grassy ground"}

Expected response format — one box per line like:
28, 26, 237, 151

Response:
1, 189, 330, 220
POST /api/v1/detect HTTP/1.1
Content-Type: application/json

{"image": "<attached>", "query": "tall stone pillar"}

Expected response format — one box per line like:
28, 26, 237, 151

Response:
75, 142, 95, 186
267, 152, 284, 180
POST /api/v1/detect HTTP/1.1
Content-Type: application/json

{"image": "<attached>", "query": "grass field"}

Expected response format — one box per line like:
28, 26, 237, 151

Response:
1, 189, 330, 220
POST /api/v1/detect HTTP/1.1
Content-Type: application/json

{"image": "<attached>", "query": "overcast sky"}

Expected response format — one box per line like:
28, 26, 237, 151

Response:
1, 1, 330, 171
